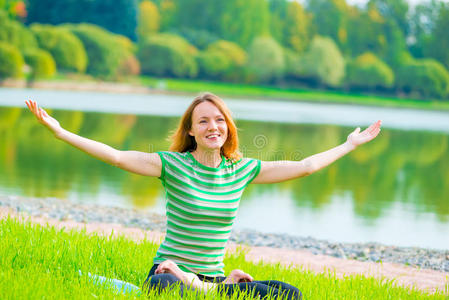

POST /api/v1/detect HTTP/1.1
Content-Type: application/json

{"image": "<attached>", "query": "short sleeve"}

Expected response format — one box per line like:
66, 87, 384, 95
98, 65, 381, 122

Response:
156, 151, 167, 184
245, 158, 261, 186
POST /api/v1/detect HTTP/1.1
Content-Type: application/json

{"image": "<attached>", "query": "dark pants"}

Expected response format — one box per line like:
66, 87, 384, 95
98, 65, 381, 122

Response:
142, 264, 302, 299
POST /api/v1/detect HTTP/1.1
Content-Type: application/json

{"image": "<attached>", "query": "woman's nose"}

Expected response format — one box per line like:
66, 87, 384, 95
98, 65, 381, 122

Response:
208, 121, 218, 130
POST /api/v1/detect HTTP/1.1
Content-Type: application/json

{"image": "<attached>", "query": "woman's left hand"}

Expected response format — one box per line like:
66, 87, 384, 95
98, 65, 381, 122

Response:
346, 120, 382, 149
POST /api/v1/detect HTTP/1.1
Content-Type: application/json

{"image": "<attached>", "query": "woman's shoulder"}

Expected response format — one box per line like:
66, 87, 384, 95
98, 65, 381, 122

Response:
157, 151, 192, 163
224, 156, 259, 168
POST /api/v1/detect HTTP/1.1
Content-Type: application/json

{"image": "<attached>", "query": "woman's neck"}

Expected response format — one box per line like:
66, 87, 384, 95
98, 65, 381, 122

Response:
191, 149, 222, 168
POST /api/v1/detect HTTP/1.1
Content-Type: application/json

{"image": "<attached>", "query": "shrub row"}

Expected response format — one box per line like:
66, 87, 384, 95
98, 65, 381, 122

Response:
1, 13, 139, 80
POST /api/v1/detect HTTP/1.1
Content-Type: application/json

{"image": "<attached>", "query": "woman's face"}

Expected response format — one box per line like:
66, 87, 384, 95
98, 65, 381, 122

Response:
189, 101, 228, 152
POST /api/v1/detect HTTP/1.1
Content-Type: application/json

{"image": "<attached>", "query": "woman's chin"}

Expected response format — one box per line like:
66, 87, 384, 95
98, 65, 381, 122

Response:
201, 141, 224, 150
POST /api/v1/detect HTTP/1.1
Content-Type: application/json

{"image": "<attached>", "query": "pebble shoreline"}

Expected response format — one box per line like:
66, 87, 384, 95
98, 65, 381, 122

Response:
1, 195, 448, 273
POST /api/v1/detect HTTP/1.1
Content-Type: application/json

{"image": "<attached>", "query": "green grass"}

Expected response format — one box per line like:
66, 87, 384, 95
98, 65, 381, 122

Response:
43, 73, 449, 111
139, 77, 449, 111
1, 217, 447, 299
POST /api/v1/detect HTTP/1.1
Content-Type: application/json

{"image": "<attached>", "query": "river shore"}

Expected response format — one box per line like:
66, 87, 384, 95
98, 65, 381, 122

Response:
1, 194, 448, 274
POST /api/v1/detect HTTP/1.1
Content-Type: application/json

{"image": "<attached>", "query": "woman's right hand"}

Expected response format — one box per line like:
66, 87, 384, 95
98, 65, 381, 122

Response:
25, 100, 62, 135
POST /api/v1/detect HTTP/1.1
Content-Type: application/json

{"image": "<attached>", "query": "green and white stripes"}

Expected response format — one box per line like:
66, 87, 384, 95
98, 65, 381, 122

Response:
153, 151, 261, 277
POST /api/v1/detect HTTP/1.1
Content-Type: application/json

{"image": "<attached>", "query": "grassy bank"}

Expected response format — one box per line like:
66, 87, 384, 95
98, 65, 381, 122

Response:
1, 217, 446, 299
46, 73, 449, 111
138, 77, 449, 111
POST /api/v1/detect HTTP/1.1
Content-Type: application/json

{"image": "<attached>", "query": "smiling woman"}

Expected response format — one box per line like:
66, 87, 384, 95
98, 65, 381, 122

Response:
25, 91, 381, 299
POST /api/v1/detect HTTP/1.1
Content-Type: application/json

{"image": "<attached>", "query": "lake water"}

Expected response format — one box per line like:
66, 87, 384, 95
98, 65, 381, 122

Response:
1, 87, 448, 249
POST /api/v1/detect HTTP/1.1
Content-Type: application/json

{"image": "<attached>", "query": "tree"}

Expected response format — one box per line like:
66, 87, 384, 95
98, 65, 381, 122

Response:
137, 0, 160, 41
26, 0, 138, 40
268, 0, 288, 44
367, 0, 409, 37
307, 0, 351, 51
0, 42, 24, 78
169, 0, 224, 36
31, 24, 88, 73
396, 58, 449, 99
297, 36, 346, 87
426, 3, 449, 69
246, 36, 285, 83
346, 52, 394, 89
346, 5, 386, 57
283, 1, 311, 53
408, 0, 441, 58
138, 33, 198, 78
220, 0, 271, 47
67, 24, 130, 78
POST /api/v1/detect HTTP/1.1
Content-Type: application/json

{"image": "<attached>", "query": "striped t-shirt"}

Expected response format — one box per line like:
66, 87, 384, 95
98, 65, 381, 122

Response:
153, 151, 261, 277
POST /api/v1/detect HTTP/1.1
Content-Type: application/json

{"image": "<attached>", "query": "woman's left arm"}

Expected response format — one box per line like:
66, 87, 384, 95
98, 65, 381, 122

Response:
252, 120, 382, 184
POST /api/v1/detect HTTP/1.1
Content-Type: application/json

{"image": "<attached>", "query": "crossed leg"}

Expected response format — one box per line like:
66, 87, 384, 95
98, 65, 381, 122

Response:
143, 260, 301, 299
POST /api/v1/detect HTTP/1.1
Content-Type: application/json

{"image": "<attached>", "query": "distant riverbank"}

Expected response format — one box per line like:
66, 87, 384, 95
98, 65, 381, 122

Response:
2, 76, 449, 111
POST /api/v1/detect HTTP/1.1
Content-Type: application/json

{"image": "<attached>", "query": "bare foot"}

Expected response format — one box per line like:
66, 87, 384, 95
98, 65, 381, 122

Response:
155, 260, 188, 281
223, 269, 254, 284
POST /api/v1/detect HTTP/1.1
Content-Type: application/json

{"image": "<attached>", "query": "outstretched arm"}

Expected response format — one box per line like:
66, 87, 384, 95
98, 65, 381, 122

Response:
252, 120, 382, 184
25, 100, 161, 177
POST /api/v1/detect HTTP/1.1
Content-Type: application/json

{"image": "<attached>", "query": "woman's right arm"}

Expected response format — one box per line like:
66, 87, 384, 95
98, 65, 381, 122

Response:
25, 100, 162, 177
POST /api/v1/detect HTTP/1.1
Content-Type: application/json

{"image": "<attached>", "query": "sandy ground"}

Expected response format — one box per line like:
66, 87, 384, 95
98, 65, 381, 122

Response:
1, 207, 447, 295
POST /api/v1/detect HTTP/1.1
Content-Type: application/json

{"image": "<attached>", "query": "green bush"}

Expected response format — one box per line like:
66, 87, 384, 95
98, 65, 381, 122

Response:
297, 36, 345, 87
346, 52, 394, 89
0, 42, 24, 79
117, 54, 141, 77
207, 40, 247, 81
0, 11, 38, 53
196, 40, 247, 80
197, 50, 231, 78
284, 48, 302, 78
246, 36, 285, 83
23, 49, 56, 79
138, 33, 198, 78
31, 24, 88, 73
172, 28, 219, 50
67, 24, 129, 78
396, 59, 449, 99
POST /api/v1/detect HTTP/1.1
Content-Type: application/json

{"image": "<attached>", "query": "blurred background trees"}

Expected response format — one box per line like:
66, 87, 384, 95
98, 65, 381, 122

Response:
0, 0, 448, 99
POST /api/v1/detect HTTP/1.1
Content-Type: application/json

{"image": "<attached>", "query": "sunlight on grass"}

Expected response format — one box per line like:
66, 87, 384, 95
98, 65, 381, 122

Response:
0, 216, 446, 299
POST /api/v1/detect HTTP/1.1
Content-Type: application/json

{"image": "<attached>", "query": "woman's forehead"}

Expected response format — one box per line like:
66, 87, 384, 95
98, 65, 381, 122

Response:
192, 102, 224, 119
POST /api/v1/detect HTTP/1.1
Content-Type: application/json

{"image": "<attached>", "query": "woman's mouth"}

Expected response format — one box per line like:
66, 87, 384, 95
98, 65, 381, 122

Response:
206, 134, 220, 139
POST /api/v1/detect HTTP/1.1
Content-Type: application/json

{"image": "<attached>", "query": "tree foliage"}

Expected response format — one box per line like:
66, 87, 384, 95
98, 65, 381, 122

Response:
346, 52, 394, 89
26, 0, 138, 40
298, 35, 346, 87
246, 36, 285, 83
220, 0, 271, 47
397, 59, 449, 99
23, 48, 56, 79
425, 3, 449, 69
138, 33, 198, 78
137, 0, 160, 41
201, 40, 247, 81
0, 10, 38, 53
0, 41, 23, 78
67, 24, 130, 78
284, 1, 311, 53
307, 0, 350, 50
31, 24, 87, 73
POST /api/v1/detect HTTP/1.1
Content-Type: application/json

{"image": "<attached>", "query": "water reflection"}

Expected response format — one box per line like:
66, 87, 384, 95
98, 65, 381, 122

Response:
1, 106, 448, 247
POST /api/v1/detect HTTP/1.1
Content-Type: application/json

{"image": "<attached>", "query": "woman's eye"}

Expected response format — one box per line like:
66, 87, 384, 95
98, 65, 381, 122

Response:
217, 118, 225, 122
200, 120, 207, 124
